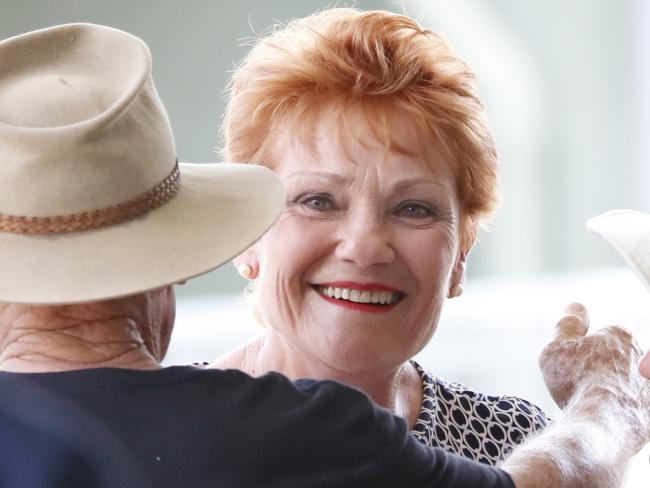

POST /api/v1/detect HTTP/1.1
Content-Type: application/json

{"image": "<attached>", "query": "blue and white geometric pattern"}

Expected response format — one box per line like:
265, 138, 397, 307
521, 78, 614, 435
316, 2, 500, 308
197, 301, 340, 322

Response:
410, 361, 550, 465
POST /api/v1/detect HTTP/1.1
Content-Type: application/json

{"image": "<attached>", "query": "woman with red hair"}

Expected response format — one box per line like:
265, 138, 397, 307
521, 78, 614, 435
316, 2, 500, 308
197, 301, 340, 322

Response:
216, 7, 543, 465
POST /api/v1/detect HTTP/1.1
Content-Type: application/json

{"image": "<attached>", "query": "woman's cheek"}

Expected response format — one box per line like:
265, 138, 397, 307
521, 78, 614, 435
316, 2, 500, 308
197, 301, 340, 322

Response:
397, 229, 456, 332
258, 218, 322, 333
260, 267, 301, 335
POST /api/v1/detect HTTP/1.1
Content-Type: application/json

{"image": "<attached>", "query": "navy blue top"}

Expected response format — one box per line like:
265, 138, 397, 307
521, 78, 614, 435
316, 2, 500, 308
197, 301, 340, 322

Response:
0, 366, 515, 487
0, 384, 145, 487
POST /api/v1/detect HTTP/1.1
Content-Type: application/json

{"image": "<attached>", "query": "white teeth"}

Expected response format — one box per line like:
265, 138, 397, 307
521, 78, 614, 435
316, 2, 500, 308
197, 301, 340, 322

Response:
319, 286, 401, 305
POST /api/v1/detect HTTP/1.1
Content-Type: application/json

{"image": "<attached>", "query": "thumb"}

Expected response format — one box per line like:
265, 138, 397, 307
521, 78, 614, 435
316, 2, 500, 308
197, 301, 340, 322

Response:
552, 302, 589, 341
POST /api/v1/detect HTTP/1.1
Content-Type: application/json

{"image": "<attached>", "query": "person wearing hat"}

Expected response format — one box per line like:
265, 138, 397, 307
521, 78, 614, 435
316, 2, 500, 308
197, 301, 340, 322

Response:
0, 22, 647, 488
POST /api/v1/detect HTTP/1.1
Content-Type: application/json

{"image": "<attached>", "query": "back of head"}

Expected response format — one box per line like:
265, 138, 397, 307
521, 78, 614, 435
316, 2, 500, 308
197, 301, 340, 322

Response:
223, 8, 499, 250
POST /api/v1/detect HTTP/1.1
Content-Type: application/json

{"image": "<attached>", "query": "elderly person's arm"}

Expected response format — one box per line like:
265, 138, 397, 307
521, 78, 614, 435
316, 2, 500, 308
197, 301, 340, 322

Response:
502, 303, 650, 487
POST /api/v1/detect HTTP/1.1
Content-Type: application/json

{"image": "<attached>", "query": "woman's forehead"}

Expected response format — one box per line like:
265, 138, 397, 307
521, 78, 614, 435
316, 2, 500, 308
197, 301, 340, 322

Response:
272, 136, 455, 195
272, 106, 452, 176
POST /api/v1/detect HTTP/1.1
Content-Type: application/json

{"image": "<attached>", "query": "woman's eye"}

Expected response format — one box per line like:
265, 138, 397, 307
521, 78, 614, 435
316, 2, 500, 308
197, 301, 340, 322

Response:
298, 194, 335, 211
395, 201, 435, 219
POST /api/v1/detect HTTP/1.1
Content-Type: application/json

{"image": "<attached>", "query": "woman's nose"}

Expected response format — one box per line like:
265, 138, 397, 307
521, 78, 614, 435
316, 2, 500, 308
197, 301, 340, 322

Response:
334, 213, 396, 267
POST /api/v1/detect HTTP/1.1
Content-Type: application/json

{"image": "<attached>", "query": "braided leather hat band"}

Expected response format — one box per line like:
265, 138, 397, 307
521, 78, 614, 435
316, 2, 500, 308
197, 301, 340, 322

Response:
0, 162, 180, 235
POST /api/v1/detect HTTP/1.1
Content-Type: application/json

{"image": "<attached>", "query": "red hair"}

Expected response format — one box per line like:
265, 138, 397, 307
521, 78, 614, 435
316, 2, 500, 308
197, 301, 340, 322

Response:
222, 8, 499, 250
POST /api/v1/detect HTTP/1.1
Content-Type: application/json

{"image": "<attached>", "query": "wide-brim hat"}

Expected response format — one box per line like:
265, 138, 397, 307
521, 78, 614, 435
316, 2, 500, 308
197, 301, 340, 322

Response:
0, 23, 285, 304
587, 209, 650, 292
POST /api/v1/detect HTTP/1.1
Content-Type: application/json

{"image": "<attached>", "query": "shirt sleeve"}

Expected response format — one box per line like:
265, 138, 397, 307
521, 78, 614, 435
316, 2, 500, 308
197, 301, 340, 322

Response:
289, 377, 516, 488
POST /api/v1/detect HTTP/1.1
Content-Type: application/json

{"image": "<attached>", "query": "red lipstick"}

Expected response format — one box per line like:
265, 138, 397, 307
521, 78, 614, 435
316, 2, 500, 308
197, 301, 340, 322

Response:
313, 281, 404, 313
318, 293, 399, 313
318, 281, 402, 292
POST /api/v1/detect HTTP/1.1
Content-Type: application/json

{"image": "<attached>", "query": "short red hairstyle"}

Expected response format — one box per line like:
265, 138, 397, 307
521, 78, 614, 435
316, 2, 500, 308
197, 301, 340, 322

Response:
222, 8, 499, 250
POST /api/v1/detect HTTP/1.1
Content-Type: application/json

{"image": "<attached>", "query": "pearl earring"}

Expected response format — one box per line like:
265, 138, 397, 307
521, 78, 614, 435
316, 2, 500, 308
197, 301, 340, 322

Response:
237, 263, 254, 280
448, 283, 464, 299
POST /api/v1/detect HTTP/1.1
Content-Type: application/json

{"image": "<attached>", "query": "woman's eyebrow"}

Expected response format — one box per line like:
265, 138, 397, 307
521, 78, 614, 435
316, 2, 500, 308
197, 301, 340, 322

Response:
391, 178, 452, 193
282, 172, 452, 194
283, 171, 350, 185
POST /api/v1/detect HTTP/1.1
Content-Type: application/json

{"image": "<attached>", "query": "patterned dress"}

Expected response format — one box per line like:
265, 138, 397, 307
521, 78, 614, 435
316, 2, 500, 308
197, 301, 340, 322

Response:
410, 361, 550, 465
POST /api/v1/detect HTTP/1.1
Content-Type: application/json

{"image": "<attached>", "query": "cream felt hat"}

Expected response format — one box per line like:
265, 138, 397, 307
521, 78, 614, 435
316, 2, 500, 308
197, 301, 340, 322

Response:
587, 209, 650, 292
0, 23, 285, 304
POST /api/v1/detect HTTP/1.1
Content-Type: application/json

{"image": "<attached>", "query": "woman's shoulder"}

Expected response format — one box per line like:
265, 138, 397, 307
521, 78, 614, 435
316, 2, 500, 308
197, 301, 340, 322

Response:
410, 361, 550, 464
413, 361, 550, 429
208, 337, 262, 371
438, 378, 548, 426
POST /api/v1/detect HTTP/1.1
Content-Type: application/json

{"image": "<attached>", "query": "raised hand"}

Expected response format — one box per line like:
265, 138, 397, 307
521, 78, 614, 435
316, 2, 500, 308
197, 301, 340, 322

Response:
503, 302, 650, 488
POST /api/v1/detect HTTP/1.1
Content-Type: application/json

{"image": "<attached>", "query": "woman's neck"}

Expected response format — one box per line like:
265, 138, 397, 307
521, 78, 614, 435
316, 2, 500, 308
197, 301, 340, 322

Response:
213, 329, 423, 426
0, 304, 162, 372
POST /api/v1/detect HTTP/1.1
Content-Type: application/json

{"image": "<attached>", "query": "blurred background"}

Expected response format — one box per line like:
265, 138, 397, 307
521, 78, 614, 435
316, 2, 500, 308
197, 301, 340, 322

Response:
2, 0, 649, 484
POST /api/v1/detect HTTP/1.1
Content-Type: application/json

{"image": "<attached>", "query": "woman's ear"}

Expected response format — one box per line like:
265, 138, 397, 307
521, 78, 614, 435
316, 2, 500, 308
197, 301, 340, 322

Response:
233, 246, 260, 281
447, 251, 467, 299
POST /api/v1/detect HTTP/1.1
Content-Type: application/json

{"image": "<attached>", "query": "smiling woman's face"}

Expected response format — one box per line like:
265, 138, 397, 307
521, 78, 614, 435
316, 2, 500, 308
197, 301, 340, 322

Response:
251, 107, 464, 374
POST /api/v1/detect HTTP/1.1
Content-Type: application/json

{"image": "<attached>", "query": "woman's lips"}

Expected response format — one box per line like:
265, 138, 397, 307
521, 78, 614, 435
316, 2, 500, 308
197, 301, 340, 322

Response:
312, 281, 405, 313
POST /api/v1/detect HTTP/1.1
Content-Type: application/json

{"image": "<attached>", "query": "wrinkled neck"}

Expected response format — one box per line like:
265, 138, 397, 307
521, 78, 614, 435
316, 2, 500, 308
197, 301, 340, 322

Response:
0, 303, 162, 372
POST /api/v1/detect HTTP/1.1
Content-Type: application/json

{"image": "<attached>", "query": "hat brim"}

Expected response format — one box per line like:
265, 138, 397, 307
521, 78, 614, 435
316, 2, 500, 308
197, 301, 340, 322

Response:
587, 209, 650, 293
0, 163, 285, 304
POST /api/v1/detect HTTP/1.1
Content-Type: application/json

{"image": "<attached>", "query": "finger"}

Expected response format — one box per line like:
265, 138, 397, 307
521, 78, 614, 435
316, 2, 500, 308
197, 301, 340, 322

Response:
639, 350, 650, 380
553, 311, 588, 342
564, 302, 590, 329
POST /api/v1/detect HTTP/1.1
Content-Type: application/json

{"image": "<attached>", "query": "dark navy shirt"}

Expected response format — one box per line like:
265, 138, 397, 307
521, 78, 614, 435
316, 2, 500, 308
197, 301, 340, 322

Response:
0, 366, 516, 487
